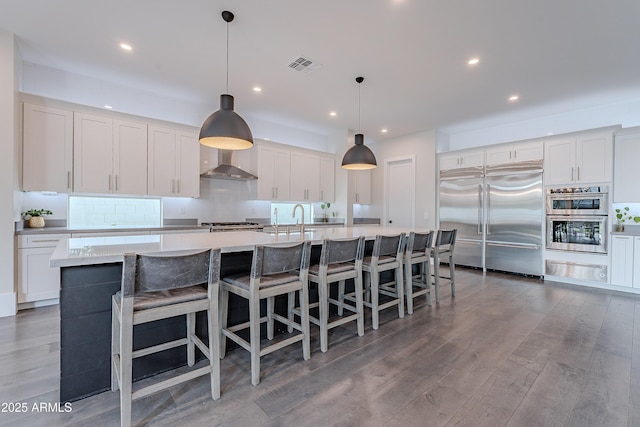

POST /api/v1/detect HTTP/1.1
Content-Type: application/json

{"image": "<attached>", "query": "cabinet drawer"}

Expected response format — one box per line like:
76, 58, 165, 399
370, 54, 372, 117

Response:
18, 233, 69, 248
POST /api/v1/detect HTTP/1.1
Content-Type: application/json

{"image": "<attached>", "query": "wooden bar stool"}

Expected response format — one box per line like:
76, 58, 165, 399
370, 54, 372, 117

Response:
293, 236, 365, 353
111, 248, 221, 427
220, 241, 312, 386
432, 229, 457, 303
342, 233, 405, 330
404, 230, 435, 314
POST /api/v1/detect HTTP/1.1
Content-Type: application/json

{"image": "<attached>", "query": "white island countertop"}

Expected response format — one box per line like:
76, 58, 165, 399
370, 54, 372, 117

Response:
50, 226, 418, 268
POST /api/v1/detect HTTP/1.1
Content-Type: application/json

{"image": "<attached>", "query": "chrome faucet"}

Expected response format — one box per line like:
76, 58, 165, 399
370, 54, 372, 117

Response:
293, 204, 305, 234
273, 208, 279, 234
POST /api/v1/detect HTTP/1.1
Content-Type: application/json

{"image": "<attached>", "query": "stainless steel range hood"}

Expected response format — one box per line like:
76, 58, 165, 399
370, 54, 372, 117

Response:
200, 149, 257, 181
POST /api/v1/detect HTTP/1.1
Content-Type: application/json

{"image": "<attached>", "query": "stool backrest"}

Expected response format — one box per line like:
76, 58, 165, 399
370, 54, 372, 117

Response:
434, 229, 457, 254
251, 241, 311, 278
372, 233, 405, 259
121, 249, 220, 298
407, 231, 434, 255
319, 236, 365, 266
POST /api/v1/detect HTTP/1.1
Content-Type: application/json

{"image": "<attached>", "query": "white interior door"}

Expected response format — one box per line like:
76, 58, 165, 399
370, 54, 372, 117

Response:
385, 157, 415, 227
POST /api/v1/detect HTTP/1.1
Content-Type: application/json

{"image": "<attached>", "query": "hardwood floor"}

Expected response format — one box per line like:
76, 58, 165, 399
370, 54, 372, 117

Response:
1, 268, 639, 426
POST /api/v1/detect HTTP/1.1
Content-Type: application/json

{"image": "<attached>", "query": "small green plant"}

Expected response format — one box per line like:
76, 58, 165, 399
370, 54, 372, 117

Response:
615, 207, 640, 225
320, 202, 331, 221
21, 209, 53, 218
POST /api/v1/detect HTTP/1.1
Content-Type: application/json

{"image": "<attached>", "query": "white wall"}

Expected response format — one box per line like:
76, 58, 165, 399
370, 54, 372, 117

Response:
364, 130, 438, 230
0, 30, 18, 316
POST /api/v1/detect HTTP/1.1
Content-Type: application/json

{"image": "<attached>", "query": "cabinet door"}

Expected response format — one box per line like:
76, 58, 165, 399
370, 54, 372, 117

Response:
320, 156, 335, 202
147, 126, 177, 196
74, 112, 113, 193
273, 149, 291, 200
614, 131, 640, 202
576, 132, 612, 184
176, 131, 199, 197
544, 137, 576, 185
18, 247, 60, 303
611, 236, 634, 287
485, 146, 513, 166
113, 119, 147, 195
460, 150, 484, 168
634, 238, 640, 288
257, 146, 277, 200
353, 170, 372, 204
439, 154, 460, 171
305, 154, 322, 202
514, 141, 543, 162
289, 151, 308, 201
23, 104, 74, 192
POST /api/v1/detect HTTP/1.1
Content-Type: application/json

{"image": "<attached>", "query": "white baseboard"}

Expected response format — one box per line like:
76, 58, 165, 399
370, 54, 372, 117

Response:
0, 292, 17, 317
18, 298, 59, 311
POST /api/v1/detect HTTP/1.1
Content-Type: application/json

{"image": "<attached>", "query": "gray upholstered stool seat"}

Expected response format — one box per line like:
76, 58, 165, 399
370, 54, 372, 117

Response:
111, 249, 221, 427
220, 241, 312, 386
403, 230, 435, 314
431, 229, 457, 303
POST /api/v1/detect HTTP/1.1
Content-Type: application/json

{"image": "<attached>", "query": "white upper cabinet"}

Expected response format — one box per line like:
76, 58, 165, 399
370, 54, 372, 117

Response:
439, 149, 484, 171
256, 145, 291, 200
485, 141, 543, 166
23, 103, 74, 192
74, 113, 147, 194
290, 151, 321, 202
73, 112, 113, 193
544, 131, 613, 186
613, 128, 640, 202
320, 156, 335, 202
352, 169, 372, 204
147, 125, 199, 197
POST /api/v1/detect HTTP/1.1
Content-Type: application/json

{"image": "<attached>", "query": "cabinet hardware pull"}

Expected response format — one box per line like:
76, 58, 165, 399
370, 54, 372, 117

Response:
67, 171, 71, 189
509, 151, 512, 160
115, 175, 118, 191
321, 190, 324, 200
176, 179, 180, 194
571, 167, 574, 181
31, 239, 59, 243
514, 150, 517, 159
577, 166, 580, 181
108, 174, 112, 191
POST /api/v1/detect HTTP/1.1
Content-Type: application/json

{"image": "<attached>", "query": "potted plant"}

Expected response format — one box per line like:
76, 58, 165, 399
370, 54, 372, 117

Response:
615, 206, 640, 232
21, 209, 53, 228
320, 202, 331, 222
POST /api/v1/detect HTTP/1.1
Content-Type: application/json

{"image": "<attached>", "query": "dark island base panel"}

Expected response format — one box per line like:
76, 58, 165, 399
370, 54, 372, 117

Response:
59, 248, 352, 403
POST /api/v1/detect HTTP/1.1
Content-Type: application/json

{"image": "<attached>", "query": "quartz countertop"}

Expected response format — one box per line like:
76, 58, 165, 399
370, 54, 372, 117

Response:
16, 225, 208, 235
611, 230, 640, 237
50, 226, 418, 268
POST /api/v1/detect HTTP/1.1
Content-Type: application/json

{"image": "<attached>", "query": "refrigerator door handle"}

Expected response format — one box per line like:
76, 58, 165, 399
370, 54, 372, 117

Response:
477, 184, 483, 235
486, 242, 540, 250
486, 184, 491, 235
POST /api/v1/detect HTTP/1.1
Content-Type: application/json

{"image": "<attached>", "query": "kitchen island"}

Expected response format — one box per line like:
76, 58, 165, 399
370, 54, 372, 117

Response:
50, 226, 413, 402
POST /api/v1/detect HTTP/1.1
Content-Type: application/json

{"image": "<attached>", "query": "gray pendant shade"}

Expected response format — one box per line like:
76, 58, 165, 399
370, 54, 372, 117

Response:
199, 94, 254, 150
341, 133, 377, 170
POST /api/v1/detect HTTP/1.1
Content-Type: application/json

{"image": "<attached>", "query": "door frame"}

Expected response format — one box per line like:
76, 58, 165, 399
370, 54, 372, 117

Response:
383, 155, 416, 228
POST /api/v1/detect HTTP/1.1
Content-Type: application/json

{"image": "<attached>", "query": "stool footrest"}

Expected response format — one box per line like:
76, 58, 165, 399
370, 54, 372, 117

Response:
132, 338, 188, 359
131, 365, 211, 401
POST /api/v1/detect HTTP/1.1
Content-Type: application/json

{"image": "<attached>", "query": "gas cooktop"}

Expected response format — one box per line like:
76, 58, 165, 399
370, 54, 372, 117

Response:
201, 222, 264, 232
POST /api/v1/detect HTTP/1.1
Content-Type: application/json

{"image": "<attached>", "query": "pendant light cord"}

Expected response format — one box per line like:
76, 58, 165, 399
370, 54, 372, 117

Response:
358, 82, 361, 132
225, 21, 229, 93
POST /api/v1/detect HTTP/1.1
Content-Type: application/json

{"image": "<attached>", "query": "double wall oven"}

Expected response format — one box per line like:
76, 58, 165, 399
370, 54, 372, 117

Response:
545, 186, 608, 254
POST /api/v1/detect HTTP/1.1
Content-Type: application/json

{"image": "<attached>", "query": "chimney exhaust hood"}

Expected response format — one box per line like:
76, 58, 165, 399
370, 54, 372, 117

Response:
200, 149, 257, 181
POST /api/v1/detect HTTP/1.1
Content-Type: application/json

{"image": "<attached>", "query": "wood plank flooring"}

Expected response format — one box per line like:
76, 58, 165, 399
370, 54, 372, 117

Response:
1, 268, 639, 426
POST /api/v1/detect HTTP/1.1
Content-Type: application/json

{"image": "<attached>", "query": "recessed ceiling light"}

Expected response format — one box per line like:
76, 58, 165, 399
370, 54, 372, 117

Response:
329, 111, 337, 117
468, 57, 480, 65
509, 95, 519, 102
120, 43, 132, 51
381, 128, 388, 133
104, 105, 113, 109
253, 86, 262, 92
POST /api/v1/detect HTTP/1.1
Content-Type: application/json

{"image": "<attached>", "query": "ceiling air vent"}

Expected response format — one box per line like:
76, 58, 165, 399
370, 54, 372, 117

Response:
287, 56, 322, 74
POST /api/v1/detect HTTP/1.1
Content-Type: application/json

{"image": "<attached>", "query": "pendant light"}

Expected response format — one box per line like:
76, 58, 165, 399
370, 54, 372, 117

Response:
341, 76, 377, 170
199, 11, 253, 150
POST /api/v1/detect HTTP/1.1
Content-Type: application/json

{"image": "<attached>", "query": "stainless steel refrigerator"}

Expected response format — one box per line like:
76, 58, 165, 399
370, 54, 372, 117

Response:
439, 160, 543, 276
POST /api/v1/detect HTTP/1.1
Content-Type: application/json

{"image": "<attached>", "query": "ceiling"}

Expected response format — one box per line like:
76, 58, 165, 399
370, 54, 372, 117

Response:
2, 0, 640, 142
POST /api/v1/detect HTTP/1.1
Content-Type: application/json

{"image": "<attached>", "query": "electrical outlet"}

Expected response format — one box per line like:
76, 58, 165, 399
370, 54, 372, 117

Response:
179, 208, 186, 215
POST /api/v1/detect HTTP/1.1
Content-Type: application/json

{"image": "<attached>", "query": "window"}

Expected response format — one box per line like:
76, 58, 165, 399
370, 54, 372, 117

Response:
68, 196, 161, 229
270, 202, 313, 225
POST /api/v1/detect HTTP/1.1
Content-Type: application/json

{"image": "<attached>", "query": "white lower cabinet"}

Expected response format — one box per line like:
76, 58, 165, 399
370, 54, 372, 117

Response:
17, 234, 68, 304
610, 235, 640, 288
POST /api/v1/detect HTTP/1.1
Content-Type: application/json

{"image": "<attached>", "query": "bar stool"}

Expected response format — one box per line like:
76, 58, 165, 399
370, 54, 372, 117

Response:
111, 248, 221, 427
432, 229, 457, 303
343, 233, 405, 330
403, 230, 435, 314
220, 241, 311, 386
294, 236, 365, 353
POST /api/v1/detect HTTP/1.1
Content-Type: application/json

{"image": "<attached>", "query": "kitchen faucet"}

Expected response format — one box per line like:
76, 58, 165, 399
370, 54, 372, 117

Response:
292, 204, 305, 234
273, 208, 279, 234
